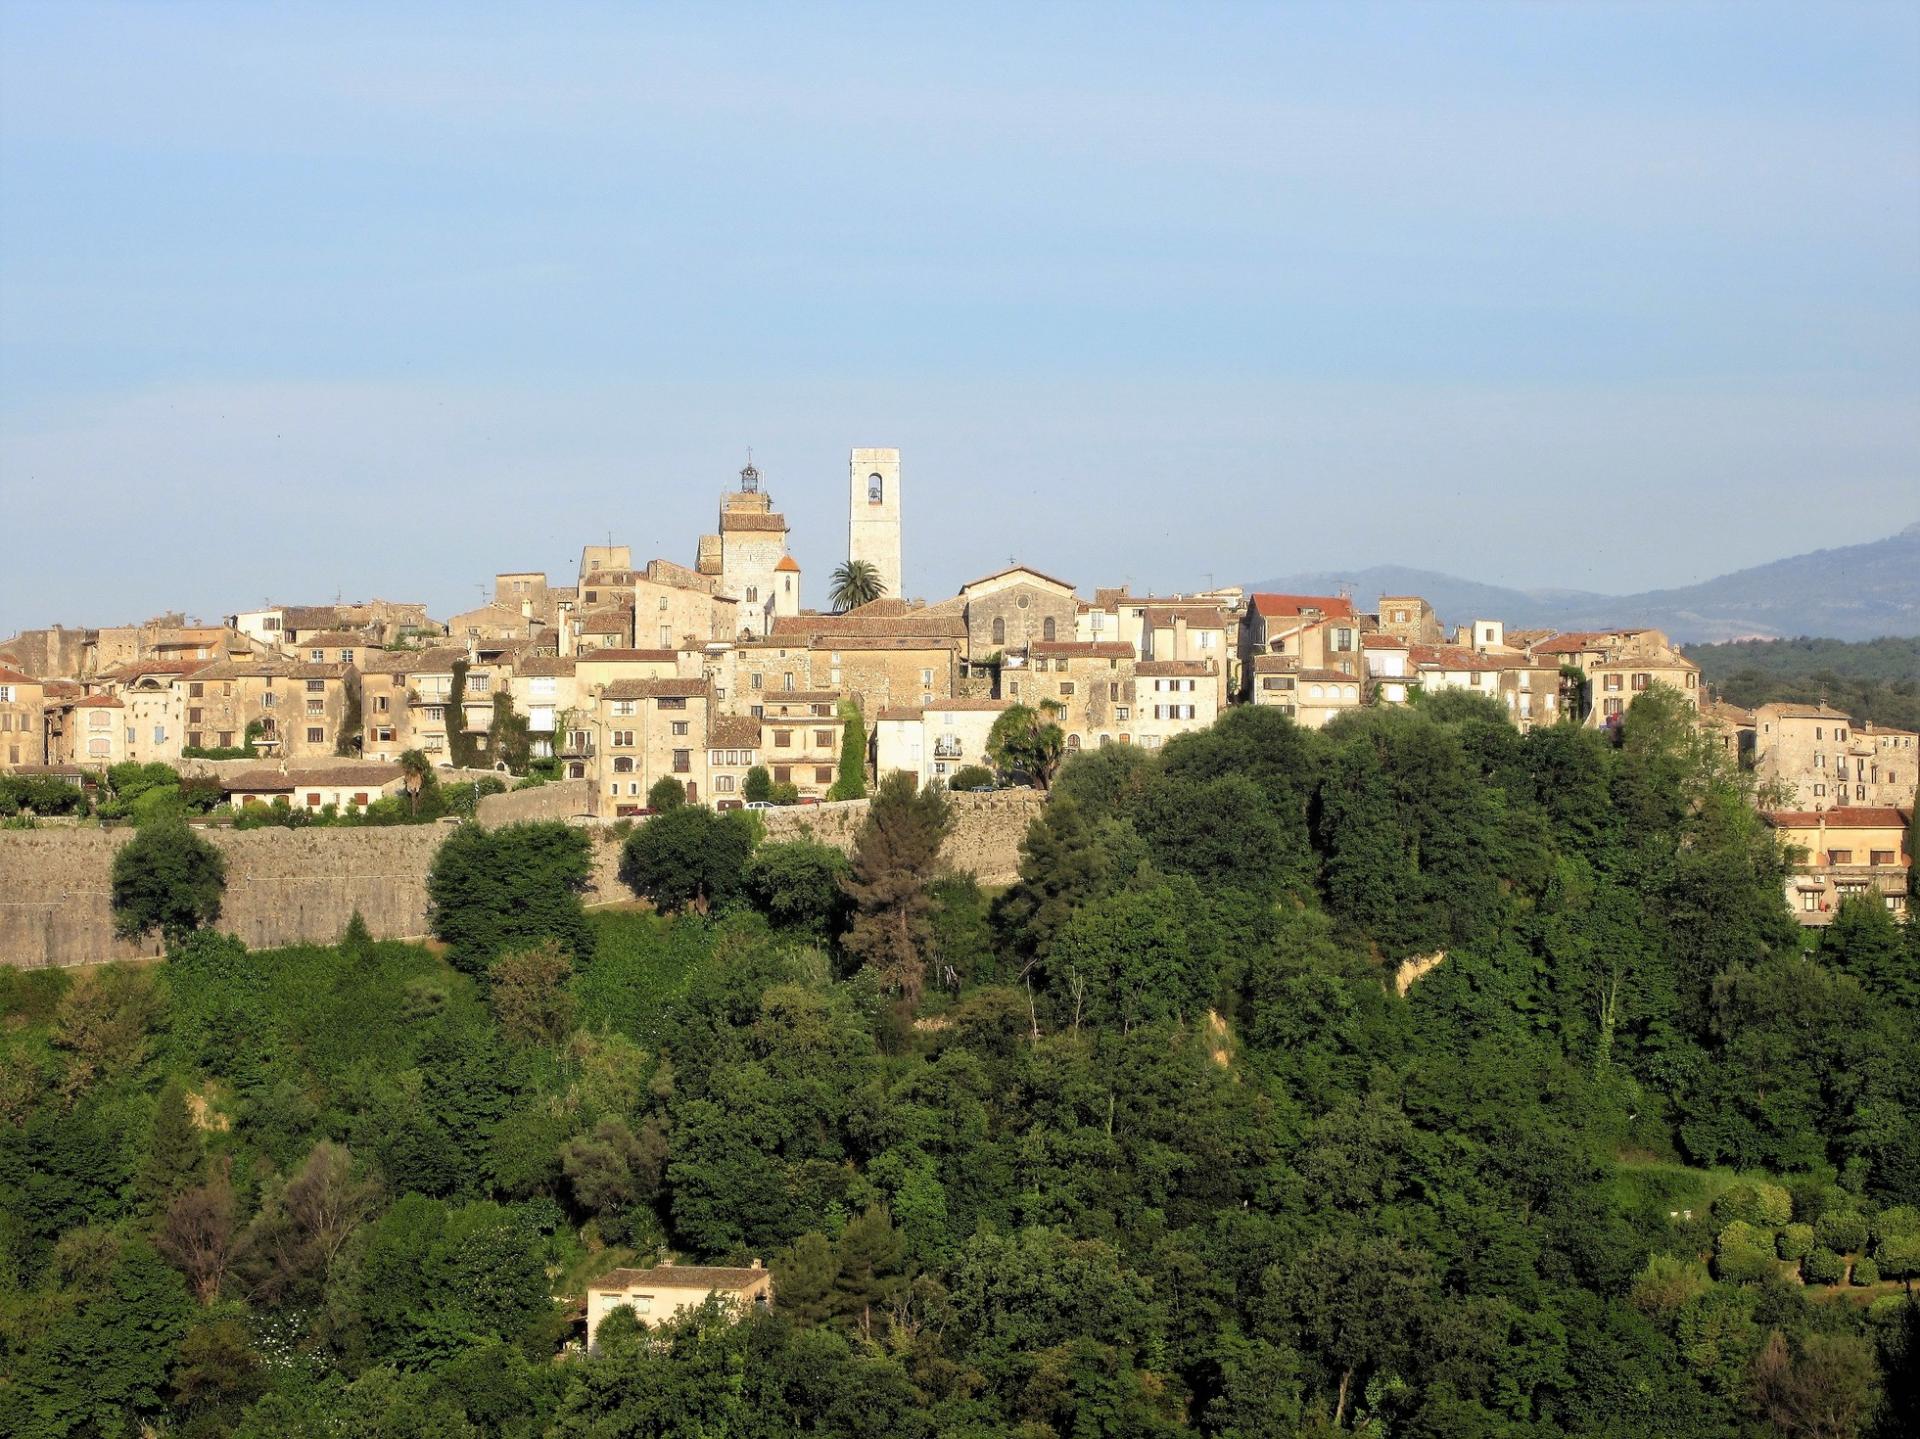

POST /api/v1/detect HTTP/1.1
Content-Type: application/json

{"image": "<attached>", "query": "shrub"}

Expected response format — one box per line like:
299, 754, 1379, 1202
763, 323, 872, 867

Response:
1776, 1224, 1814, 1261
647, 776, 688, 812
1713, 1180, 1792, 1228
1874, 1230, 1920, 1280
946, 764, 995, 791
0, 775, 88, 816
1872, 1205, 1919, 1244
770, 782, 801, 806
1815, 1211, 1869, 1254
110, 819, 227, 942
826, 701, 867, 801
1850, 1256, 1879, 1286
1628, 1254, 1711, 1319
1713, 1221, 1778, 1283
1802, 1248, 1846, 1285
743, 766, 772, 804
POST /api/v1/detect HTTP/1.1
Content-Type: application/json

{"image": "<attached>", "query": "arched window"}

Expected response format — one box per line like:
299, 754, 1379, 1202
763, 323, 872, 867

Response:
991, 617, 1005, 645
1043, 617, 1056, 641
1066, 733, 1081, 750
868, 472, 884, 504
746, 586, 757, 603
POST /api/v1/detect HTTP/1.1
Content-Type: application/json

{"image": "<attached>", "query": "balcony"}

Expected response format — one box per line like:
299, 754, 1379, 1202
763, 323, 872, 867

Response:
933, 740, 964, 759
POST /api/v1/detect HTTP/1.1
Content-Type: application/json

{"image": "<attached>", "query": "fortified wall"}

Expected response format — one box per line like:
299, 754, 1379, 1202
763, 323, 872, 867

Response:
0, 790, 1043, 969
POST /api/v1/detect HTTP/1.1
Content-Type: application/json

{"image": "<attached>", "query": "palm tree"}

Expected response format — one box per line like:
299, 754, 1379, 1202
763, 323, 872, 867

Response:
398, 749, 432, 817
829, 560, 886, 612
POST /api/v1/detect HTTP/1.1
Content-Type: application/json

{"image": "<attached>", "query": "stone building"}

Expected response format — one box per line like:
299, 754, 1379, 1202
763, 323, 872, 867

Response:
759, 692, 845, 798
1133, 659, 1221, 750
595, 677, 714, 810
1247, 658, 1364, 729
223, 762, 406, 814
1752, 703, 1919, 811
848, 447, 903, 603
0, 665, 47, 769
1021, 640, 1136, 753
51, 694, 129, 768
1764, 806, 1911, 925
1405, 645, 1561, 731
705, 715, 762, 803
182, 658, 358, 759
693, 462, 792, 637
1238, 594, 1361, 697
957, 565, 1079, 659
1375, 595, 1444, 645
104, 659, 200, 763
1528, 629, 1699, 730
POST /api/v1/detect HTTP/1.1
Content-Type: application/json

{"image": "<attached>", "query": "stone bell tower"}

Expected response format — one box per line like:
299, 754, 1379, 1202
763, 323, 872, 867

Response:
847, 447, 902, 602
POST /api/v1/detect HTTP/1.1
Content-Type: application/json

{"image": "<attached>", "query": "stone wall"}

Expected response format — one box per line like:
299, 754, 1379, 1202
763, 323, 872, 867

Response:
0, 825, 450, 969
0, 788, 1044, 969
761, 788, 1043, 884
477, 778, 596, 826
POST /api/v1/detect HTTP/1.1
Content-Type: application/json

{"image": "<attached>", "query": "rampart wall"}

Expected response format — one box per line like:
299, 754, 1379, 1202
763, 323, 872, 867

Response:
0, 790, 1042, 968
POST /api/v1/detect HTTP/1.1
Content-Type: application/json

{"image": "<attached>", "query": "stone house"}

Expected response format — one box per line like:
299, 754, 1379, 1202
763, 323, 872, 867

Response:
1375, 595, 1444, 645
1238, 595, 1361, 697
574, 606, 636, 653
103, 659, 201, 763
1527, 629, 1699, 730
595, 678, 714, 811
1138, 606, 1237, 710
447, 603, 538, 650
1752, 703, 1918, 810
705, 714, 762, 803
1248, 660, 1364, 729
1132, 659, 1220, 751
759, 692, 845, 798
1696, 699, 1757, 771
183, 659, 359, 759
1763, 806, 1911, 925
1405, 645, 1561, 731
0, 665, 47, 769
1361, 633, 1413, 704
292, 630, 373, 667
1021, 640, 1136, 754
585, 1261, 772, 1350
695, 465, 793, 637
506, 656, 587, 774
875, 697, 1013, 787
54, 694, 129, 768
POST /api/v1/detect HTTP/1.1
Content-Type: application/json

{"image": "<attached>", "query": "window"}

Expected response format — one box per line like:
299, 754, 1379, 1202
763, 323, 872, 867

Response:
673, 750, 690, 773
425, 706, 445, 722
716, 774, 735, 792
613, 700, 635, 717
868, 472, 884, 504
1116, 706, 1130, 722
306, 679, 325, 693
311, 649, 325, 662
468, 674, 490, 694
189, 707, 204, 724
613, 757, 634, 773
1870, 849, 1896, 865
1604, 698, 1624, 717
1042, 617, 1057, 642
190, 682, 204, 698
775, 730, 792, 748
671, 721, 688, 736
375, 694, 389, 713
1632, 672, 1650, 691
1828, 849, 1853, 865
612, 730, 635, 747
341, 650, 354, 665
262, 691, 277, 710
306, 727, 324, 744
783, 673, 794, 691
774, 765, 791, 783
306, 793, 323, 808
750, 673, 763, 691
1803, 891, 1819, 913
306, 700, 324, 715
657, 697, 685, 711
991, 617, 1005, 645
1603, 674, 1622, 691
1060, 682, 1075, 696
187, 732, 202, 748
1814, 784, 1826, 796
814, 729, 833, 747
746, 587, 757, 603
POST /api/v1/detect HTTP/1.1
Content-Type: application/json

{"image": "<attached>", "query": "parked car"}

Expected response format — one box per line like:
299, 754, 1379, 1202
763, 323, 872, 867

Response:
744, 800, 776, 811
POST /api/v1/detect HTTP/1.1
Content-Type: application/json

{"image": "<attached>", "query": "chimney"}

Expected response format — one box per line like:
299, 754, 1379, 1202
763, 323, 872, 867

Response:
751, 1257, 763, 1270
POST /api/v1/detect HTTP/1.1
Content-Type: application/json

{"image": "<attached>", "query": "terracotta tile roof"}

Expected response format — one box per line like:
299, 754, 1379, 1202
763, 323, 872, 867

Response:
718, 512, 788, 532
1091, 587, 1131, 609
43, 681, 81, 698
707, 715, 761, 748
359, 648, 465, 675
587, 1265, 769, 1293
1251, 655, 1301, 674
187, 659, 352, 681
1362, 633, 1410, 650
1409, 645, 1512, 673
1030, 641, 1135, 659
840, 598, 916, 618
1763, 807, 1911, 829
0, 665, 42, 685
512, 657, 577, 677
577, 648, 678, 664
1530, 630, 1658, 656
1754, 701, 1852, 721
1142, 606, 1231, 629
70, 693, 124, 708
1136, 659, 1216, 677
581, 611, 634, 636
774, 555, 801, 573
811, 636, 959, 653
294, 629, 372, 646
877, 706, 924, 722
770, 614, 965, 641
1294, 669, 1366, 685
281, 606, 342, 630
763, 690, 843, 705
104, 659, 207, 678
600, 678, 709, 700
959, 563, 1078, 593
1250, 593, 1354, 620
224, 763, 404, 793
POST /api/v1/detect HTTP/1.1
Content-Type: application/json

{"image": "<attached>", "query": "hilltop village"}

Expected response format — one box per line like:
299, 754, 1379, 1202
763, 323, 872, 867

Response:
2, 448, 1913, 924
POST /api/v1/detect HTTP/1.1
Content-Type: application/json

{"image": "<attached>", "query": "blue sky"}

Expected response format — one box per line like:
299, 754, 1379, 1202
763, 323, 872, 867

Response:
2, 2, 1916, 631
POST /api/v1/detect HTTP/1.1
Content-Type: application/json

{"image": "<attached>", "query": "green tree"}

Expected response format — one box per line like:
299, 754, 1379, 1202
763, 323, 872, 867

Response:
987, 702, 1067, 789
398, 747, 435, 816
841, 772, 951, 1002
488, 939, 576, 1046
136, 1077, 205, 1211
744, 840, 851, 938
620, 806, 753, 913
827, 700, 868, 800
829, 559, 886, 611
426, 821, 594, 971
945, 763, 994, 791
110, 818, 227, 942
743, 765, 773, 803
647, 775, 688, 811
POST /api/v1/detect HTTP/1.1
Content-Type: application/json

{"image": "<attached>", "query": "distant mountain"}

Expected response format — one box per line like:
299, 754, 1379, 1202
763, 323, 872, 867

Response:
1250, 522, 1920, 643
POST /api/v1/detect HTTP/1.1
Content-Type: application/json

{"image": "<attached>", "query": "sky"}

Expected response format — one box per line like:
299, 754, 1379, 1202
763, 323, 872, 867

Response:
2, 1, 1917, 632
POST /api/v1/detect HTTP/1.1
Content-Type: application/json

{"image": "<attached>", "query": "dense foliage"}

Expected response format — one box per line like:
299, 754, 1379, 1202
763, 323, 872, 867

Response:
3, 690, 1916, 1437
110, 818, 228, 941
1688, 636, 1920, 732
